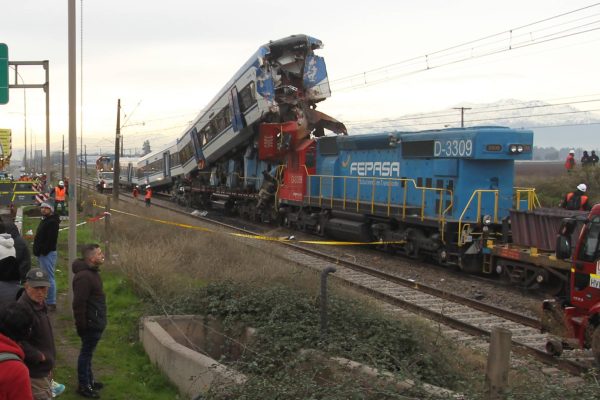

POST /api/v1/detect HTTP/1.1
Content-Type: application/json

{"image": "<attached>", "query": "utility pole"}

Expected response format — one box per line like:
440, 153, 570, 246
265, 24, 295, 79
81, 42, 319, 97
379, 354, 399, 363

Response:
453, 107, 471, 128
67, 0, 77, 303
84, 145, 87, 173
61, 134, 65, 179
113, 99, 121, 201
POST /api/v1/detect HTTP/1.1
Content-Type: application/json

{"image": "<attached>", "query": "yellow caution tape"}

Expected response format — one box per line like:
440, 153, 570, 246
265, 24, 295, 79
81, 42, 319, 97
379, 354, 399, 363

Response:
92, 201, 406, 246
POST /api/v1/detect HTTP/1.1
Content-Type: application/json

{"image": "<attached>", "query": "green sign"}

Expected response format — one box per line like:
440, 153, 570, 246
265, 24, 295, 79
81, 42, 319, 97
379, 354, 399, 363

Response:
0, 44, 7, 105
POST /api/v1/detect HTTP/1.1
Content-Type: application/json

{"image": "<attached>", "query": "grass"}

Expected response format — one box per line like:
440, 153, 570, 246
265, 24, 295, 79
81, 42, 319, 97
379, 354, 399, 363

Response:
22, 200, 181, 399
21, 184, 600, 399
516, 166, 600, 207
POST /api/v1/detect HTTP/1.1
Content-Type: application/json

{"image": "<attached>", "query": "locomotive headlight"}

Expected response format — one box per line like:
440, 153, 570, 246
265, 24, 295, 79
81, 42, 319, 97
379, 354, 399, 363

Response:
517, 145, 524, 153
483, 215, 493, 225
509, 144, 517, 153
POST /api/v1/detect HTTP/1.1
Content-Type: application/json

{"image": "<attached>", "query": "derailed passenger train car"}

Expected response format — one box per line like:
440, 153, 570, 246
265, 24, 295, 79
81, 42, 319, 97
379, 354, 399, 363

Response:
162, 34, 346, 213
277, 126, 535, 272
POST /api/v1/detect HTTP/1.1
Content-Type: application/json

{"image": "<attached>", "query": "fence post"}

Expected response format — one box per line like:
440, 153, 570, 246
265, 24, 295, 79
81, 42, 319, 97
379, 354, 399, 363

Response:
320, 266, 337, 338
485, 327, 512, 399
105, 196, 111, 264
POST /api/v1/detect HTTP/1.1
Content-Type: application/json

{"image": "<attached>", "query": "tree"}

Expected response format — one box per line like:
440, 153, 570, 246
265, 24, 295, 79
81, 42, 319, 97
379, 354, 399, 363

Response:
142, 140, 151, 156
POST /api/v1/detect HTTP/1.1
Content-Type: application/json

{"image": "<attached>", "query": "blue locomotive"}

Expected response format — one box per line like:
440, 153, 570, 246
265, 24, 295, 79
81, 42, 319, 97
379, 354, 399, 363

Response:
276, 126, 534, 271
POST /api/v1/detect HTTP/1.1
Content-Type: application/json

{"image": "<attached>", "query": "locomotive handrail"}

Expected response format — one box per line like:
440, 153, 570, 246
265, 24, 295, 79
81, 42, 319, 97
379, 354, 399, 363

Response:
457, 189, 500, 247
514, 187, 540, 210
304, 173, 453, 234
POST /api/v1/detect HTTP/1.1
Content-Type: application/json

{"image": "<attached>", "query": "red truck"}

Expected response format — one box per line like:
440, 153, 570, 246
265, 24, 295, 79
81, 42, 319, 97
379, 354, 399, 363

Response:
543, 203, 600, 363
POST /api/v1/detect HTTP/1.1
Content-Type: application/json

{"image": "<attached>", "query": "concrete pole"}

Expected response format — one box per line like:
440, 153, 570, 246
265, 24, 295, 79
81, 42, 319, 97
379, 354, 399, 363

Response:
485, 327, 512, 399
113, 99, 120, 201
44, 60, 50, 179
67, 0, 77, 304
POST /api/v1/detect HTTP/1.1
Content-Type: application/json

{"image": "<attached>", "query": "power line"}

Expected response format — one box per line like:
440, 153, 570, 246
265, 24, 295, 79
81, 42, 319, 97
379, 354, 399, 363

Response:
330, 3, 600, 92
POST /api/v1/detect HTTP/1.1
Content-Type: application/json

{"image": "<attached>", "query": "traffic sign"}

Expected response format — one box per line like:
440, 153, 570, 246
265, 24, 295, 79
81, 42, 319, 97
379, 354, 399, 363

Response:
0, 44, 8, 105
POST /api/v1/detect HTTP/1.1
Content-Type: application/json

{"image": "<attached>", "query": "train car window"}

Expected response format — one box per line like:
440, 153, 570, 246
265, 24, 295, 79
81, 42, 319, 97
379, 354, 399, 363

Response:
578, 216, 600, 262
179, 141, 195, 164
417, 177, 423, 187
426, 178, 432, 188
436, 179, 444, 189
319, 136, 338, 155
239, 82, 257, 113
200, 126, 211, 145
447, 180, 454, 191
402, 141, 434, 157
170, 152, 181, 166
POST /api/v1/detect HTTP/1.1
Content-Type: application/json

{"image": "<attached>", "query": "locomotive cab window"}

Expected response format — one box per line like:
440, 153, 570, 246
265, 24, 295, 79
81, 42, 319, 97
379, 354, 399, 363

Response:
578, 216, 600, 262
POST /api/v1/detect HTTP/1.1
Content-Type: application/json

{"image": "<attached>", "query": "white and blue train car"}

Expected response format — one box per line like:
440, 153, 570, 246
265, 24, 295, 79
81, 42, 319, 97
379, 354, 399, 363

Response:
137, 140, 180, 190
118, 156, 141, 188
175, 34, 338, 193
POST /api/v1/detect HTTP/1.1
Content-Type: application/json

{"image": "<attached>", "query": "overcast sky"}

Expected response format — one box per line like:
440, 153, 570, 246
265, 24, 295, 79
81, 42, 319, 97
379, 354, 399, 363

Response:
2, 0, 600, 157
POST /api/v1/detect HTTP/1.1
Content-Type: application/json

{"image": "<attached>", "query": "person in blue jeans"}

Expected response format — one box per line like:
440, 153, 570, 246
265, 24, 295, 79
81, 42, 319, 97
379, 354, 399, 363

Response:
72, 244, 106, 398
32, 203, 60, 311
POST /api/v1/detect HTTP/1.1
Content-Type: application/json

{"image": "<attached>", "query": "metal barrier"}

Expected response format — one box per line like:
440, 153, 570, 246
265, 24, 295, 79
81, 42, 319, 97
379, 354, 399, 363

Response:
0, 181, 40, 206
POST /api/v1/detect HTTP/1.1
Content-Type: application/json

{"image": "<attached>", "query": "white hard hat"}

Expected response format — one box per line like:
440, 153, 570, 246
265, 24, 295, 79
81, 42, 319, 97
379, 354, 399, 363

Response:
577, 183, 587, 192
569, 149, 575, 154
146, 185, 151, 189
58, 180, 64, 186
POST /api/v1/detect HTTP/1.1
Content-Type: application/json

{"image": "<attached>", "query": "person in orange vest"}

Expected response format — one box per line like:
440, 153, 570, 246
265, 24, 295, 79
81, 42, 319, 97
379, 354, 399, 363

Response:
560, 183, 591, 211
144, 185, 152, 207
564, 149, 576, 173
50, 181, 67, 216
132, 186, 140, 204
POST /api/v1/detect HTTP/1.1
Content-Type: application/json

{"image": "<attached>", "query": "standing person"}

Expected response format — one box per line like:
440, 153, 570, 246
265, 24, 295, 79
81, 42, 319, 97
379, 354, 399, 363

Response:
72, 244, 106, 398
0, 301, 35, 400
50, 181, 67, 216
1, 216, 32, 282
0, 220, 21, 305
132, 186, 139, 203
581, 150, 591, 167
564, 149, 576, 173
32, 203, 60, 312
18, 268, 65, 399
560, 183, 592, 211
591, 150, 599, 166
144, 185, 152, 207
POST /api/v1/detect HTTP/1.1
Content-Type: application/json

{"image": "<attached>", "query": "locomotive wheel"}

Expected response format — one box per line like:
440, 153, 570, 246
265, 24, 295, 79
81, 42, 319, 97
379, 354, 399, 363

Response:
592, 325, 600, 364
545, 338, 564, 357
539, 276, 565, 297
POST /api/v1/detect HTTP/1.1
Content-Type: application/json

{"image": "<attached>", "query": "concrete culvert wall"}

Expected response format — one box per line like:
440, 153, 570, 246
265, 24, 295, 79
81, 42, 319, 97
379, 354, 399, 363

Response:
140, 315, 250, 399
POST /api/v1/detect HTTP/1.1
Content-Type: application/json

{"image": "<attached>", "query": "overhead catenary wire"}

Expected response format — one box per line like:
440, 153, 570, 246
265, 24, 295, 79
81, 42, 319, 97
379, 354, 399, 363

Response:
330, 3, 600, 92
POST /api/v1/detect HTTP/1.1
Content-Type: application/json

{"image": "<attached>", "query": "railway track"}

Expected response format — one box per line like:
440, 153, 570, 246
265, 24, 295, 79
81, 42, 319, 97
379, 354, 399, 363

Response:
80, 180, 595, 377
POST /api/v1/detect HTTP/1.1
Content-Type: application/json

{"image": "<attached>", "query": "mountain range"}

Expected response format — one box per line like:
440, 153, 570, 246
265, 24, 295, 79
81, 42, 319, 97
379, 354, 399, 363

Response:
348, 99, 600, 149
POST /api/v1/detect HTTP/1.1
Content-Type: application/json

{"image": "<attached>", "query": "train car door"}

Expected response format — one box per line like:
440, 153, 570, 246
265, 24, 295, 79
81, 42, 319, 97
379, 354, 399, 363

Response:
190, 127, 202, 163
163, 152, 171, 178
229, 87, 244, 133
127, 163, 133, 184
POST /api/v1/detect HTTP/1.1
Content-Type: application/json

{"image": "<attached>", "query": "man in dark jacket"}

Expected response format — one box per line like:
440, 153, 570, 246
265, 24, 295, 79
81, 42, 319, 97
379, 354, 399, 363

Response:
18, 268, 65, 399
72, 244, 106, 398
33, 202, 60, 311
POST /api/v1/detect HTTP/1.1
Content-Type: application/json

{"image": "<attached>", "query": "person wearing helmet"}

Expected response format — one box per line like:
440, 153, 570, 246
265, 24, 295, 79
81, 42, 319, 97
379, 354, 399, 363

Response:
560, 183, 591, 211
144, 185, 152, 207
50, 180, 67, 216
132, 185, 140, 204
564, 149, 576, 173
